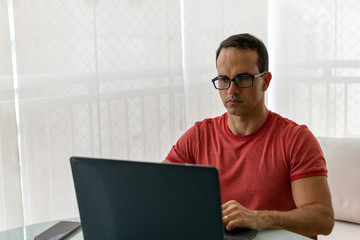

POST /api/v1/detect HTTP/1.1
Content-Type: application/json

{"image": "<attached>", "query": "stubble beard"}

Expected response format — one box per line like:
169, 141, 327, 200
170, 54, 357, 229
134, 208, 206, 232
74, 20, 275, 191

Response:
224, 100, 247, 116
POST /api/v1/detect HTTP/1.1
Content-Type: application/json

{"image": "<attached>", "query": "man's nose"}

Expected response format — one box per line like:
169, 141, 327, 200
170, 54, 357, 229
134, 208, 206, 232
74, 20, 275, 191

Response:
227, 81, 239, 94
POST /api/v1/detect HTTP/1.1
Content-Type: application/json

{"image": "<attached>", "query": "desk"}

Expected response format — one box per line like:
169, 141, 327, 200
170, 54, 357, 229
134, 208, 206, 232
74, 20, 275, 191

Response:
0, 218, 311, 240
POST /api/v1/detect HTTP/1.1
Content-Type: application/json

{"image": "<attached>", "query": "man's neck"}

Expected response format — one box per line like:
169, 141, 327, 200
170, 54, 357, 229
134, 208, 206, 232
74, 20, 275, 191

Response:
227, 107, 269, 136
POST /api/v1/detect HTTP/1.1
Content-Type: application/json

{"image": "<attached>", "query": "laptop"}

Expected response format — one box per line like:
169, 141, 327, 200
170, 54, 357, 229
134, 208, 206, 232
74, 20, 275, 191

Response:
70, 156, 257, 240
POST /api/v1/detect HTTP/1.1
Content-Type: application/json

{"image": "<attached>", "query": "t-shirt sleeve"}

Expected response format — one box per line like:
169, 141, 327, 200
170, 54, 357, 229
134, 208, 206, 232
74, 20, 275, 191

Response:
165, 125, 197, 164
288, 126, 328, 181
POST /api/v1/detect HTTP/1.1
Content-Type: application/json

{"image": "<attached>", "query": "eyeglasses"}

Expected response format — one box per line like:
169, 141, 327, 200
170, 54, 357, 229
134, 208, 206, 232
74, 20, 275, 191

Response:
211, 71, 267, 90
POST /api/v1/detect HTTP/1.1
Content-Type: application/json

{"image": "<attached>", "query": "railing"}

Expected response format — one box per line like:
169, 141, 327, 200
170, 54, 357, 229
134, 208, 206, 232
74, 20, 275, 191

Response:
1, 60, 359, 228
0, 70, 188, 228
270, 60, 360, 137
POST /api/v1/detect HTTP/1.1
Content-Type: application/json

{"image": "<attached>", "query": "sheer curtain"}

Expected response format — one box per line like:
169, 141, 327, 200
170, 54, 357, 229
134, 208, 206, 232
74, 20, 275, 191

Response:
0, 0, 24, 230
1, 0, 359, 232
182, 0, 268, 126
12, 0, 185, 228
1, 0, 268, 230
268, 0, 360, 138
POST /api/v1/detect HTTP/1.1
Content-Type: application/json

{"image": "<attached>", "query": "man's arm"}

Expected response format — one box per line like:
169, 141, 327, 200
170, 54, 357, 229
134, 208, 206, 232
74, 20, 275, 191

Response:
222, 176, 334, 237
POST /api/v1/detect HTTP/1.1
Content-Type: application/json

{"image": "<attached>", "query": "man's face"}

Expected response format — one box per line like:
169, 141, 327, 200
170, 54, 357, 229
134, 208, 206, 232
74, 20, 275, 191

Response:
216, 47, 268, 117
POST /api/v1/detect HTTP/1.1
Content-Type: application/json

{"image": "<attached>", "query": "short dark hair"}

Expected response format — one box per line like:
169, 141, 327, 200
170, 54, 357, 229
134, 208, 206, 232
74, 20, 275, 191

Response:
215, 33, 269, 72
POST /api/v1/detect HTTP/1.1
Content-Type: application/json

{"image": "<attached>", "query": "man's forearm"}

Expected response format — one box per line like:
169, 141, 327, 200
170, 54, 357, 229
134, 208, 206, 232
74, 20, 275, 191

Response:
258, 203, 334, 237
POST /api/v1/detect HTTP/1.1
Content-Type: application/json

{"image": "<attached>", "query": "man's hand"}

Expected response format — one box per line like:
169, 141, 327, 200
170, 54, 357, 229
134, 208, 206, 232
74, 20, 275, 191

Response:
221, 176, 334, 238
222, 200, 265, 231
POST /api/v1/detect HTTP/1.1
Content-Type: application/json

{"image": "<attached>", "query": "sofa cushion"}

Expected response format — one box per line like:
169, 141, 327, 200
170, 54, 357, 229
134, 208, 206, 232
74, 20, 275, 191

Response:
317, 137, 360, 224
318, 220, 360, 239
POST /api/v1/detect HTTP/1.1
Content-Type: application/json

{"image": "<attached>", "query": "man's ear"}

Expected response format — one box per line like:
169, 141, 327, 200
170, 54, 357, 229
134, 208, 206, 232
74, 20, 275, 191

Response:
262, 72, 272, 91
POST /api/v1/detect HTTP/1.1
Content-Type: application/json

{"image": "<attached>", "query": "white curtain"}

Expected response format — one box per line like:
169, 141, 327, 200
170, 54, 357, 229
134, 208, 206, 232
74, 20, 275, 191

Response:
182, 0, 268, 125
11, 0, 187, 229
1, 0, 359, 231
268, 0, 360, 137
0, 0, 24, 230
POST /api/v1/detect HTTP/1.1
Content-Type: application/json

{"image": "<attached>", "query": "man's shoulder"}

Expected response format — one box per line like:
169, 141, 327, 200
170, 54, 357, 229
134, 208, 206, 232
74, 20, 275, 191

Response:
269, 111, 313, 138
270, 111, 305, 128
180, 113, 227, 141
194, 113, 227, 128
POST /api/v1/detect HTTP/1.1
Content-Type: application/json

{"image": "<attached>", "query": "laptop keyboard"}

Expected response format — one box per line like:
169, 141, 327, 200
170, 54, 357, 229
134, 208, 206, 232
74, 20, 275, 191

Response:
224, 235, 247, 240
224, 228, 258, 240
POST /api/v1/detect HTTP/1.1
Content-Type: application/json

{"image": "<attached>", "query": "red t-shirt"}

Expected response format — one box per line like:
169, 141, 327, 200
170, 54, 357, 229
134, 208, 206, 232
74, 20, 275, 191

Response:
166, 111, 327, 211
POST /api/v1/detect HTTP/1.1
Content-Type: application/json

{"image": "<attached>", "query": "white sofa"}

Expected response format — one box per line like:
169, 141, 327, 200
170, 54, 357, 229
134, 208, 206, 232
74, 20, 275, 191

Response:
317, 137, 360, 239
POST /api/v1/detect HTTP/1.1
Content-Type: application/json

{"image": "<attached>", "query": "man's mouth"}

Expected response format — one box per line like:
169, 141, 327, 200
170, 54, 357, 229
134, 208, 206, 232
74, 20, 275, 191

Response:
225, 96, 243, 103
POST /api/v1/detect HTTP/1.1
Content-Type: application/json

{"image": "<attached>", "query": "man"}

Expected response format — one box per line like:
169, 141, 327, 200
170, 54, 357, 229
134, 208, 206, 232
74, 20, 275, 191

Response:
163, 33, 334, 239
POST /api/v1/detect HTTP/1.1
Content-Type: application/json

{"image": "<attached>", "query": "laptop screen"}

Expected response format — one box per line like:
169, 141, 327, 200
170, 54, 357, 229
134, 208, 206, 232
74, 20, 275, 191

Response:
70, 156, 225, 240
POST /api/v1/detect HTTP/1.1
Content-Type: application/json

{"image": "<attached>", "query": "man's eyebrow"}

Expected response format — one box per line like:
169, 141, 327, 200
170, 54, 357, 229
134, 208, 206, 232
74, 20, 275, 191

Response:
217, 74, 228, 78
235, 72, 251, 77
218, 72, 250, 78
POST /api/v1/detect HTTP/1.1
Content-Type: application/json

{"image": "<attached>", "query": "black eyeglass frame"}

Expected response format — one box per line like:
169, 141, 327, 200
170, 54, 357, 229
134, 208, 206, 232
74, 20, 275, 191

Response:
211, 71, 267, 90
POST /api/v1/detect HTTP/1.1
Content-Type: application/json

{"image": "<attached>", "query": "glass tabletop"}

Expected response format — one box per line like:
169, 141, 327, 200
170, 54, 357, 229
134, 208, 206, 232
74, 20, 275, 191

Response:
0, 218, 82, 240
0, 218, 310, 240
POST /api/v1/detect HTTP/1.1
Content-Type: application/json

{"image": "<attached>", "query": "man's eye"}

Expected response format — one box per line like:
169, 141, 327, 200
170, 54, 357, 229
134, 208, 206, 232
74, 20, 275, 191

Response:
218, 78, 229, 82
236, 76, 251, 80
235, 76, 251, 82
